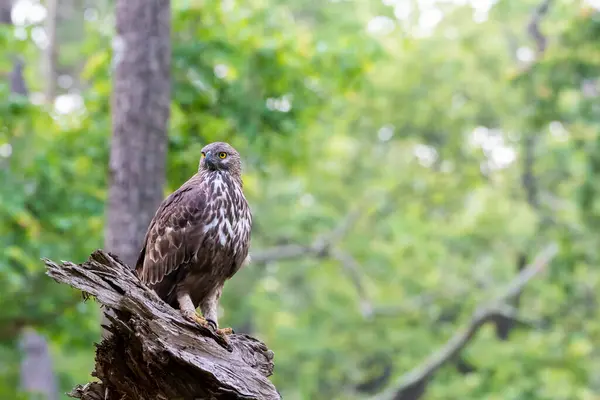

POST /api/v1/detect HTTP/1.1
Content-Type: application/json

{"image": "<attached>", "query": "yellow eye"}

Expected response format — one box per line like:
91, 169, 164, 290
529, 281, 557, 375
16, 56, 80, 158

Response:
218, 152, 227, 159
201, 152, 206, 157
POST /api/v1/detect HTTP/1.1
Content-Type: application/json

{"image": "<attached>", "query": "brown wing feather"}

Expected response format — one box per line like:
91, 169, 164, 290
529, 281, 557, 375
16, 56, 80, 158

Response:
135, 179, 208, 286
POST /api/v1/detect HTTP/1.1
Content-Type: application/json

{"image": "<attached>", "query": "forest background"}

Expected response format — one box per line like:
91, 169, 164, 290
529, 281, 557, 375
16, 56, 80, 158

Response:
1, 0, 600, 399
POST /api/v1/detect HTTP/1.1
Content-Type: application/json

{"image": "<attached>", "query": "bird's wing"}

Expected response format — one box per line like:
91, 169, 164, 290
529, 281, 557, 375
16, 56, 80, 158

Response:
135, 183, 209, 286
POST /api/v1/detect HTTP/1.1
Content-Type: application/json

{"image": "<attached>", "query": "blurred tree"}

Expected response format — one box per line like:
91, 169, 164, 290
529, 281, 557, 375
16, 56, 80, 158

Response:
0, 0, 27, 95
0, 0, 9, 23
19, 329, 58, 400
43, 0, 58, 102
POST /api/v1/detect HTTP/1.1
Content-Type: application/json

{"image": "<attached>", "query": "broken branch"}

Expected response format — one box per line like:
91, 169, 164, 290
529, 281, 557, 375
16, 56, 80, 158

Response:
44, 250, 279, 400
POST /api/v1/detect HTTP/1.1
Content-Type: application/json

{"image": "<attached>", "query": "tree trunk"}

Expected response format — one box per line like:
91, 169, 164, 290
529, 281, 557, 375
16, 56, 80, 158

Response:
44, 0, 58, 102
55, 0, 89, 94
19, 330, 59, 400
105, 0, 170, 267
0, 0, 27, 96
0, 0, 10, 25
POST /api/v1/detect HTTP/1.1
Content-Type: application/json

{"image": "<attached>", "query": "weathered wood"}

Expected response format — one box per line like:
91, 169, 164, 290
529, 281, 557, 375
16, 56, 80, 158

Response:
44, 250, 279, 400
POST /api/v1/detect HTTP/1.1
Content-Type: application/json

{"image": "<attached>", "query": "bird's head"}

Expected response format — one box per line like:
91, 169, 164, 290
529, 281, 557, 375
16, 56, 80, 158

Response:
199, 142, 242, 176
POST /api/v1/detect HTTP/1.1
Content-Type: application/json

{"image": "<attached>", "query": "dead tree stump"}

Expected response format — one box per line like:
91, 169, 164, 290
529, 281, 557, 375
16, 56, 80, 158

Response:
44, 250, 280, 400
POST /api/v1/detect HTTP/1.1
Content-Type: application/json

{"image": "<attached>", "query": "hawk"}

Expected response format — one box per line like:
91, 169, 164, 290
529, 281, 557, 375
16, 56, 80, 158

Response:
135, 142, 252, 338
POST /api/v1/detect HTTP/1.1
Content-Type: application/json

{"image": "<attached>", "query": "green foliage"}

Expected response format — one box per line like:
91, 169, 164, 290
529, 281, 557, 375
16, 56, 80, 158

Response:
1, 0, 600, 399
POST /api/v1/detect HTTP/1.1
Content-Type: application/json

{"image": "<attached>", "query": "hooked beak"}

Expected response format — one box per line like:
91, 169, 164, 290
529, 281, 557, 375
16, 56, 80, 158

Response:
204, 151, 217, 169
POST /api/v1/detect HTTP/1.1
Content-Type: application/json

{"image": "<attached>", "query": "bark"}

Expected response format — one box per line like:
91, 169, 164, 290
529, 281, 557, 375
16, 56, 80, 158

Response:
44, 250, 280, 400
105, 0, 170, 267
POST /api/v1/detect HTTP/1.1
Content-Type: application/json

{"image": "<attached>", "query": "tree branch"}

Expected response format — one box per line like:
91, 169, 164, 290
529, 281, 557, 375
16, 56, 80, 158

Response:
498, 0, 555, 340
373, 243, 559, 400
44, 250, 280, 400
251, 209, 362, 265
250, 182, 407, 318
527, 0, 553, 56
249, 208, 379, 322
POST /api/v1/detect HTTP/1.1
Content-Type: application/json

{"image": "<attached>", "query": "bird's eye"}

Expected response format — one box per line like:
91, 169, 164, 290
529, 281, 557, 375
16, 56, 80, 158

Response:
201, 152, 206, 157
218, 152, 227, 159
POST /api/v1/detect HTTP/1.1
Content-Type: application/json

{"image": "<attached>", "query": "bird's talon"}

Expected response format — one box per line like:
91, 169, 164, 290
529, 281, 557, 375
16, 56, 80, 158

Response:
217, 327, 234, 336
182, 311, 210, 328
206, 319, 218, 331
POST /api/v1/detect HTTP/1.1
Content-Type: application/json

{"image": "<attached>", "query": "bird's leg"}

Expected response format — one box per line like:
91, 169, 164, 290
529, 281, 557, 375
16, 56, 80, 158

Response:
177, 291, 210, 328
201, 286, 234, 336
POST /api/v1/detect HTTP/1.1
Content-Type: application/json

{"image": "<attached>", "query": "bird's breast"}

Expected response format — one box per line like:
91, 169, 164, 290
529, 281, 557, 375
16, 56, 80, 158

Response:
202, 175, 251, 254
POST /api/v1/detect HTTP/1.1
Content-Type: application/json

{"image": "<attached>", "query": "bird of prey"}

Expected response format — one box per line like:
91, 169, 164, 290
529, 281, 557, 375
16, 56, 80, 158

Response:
135, 142, 252, 337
